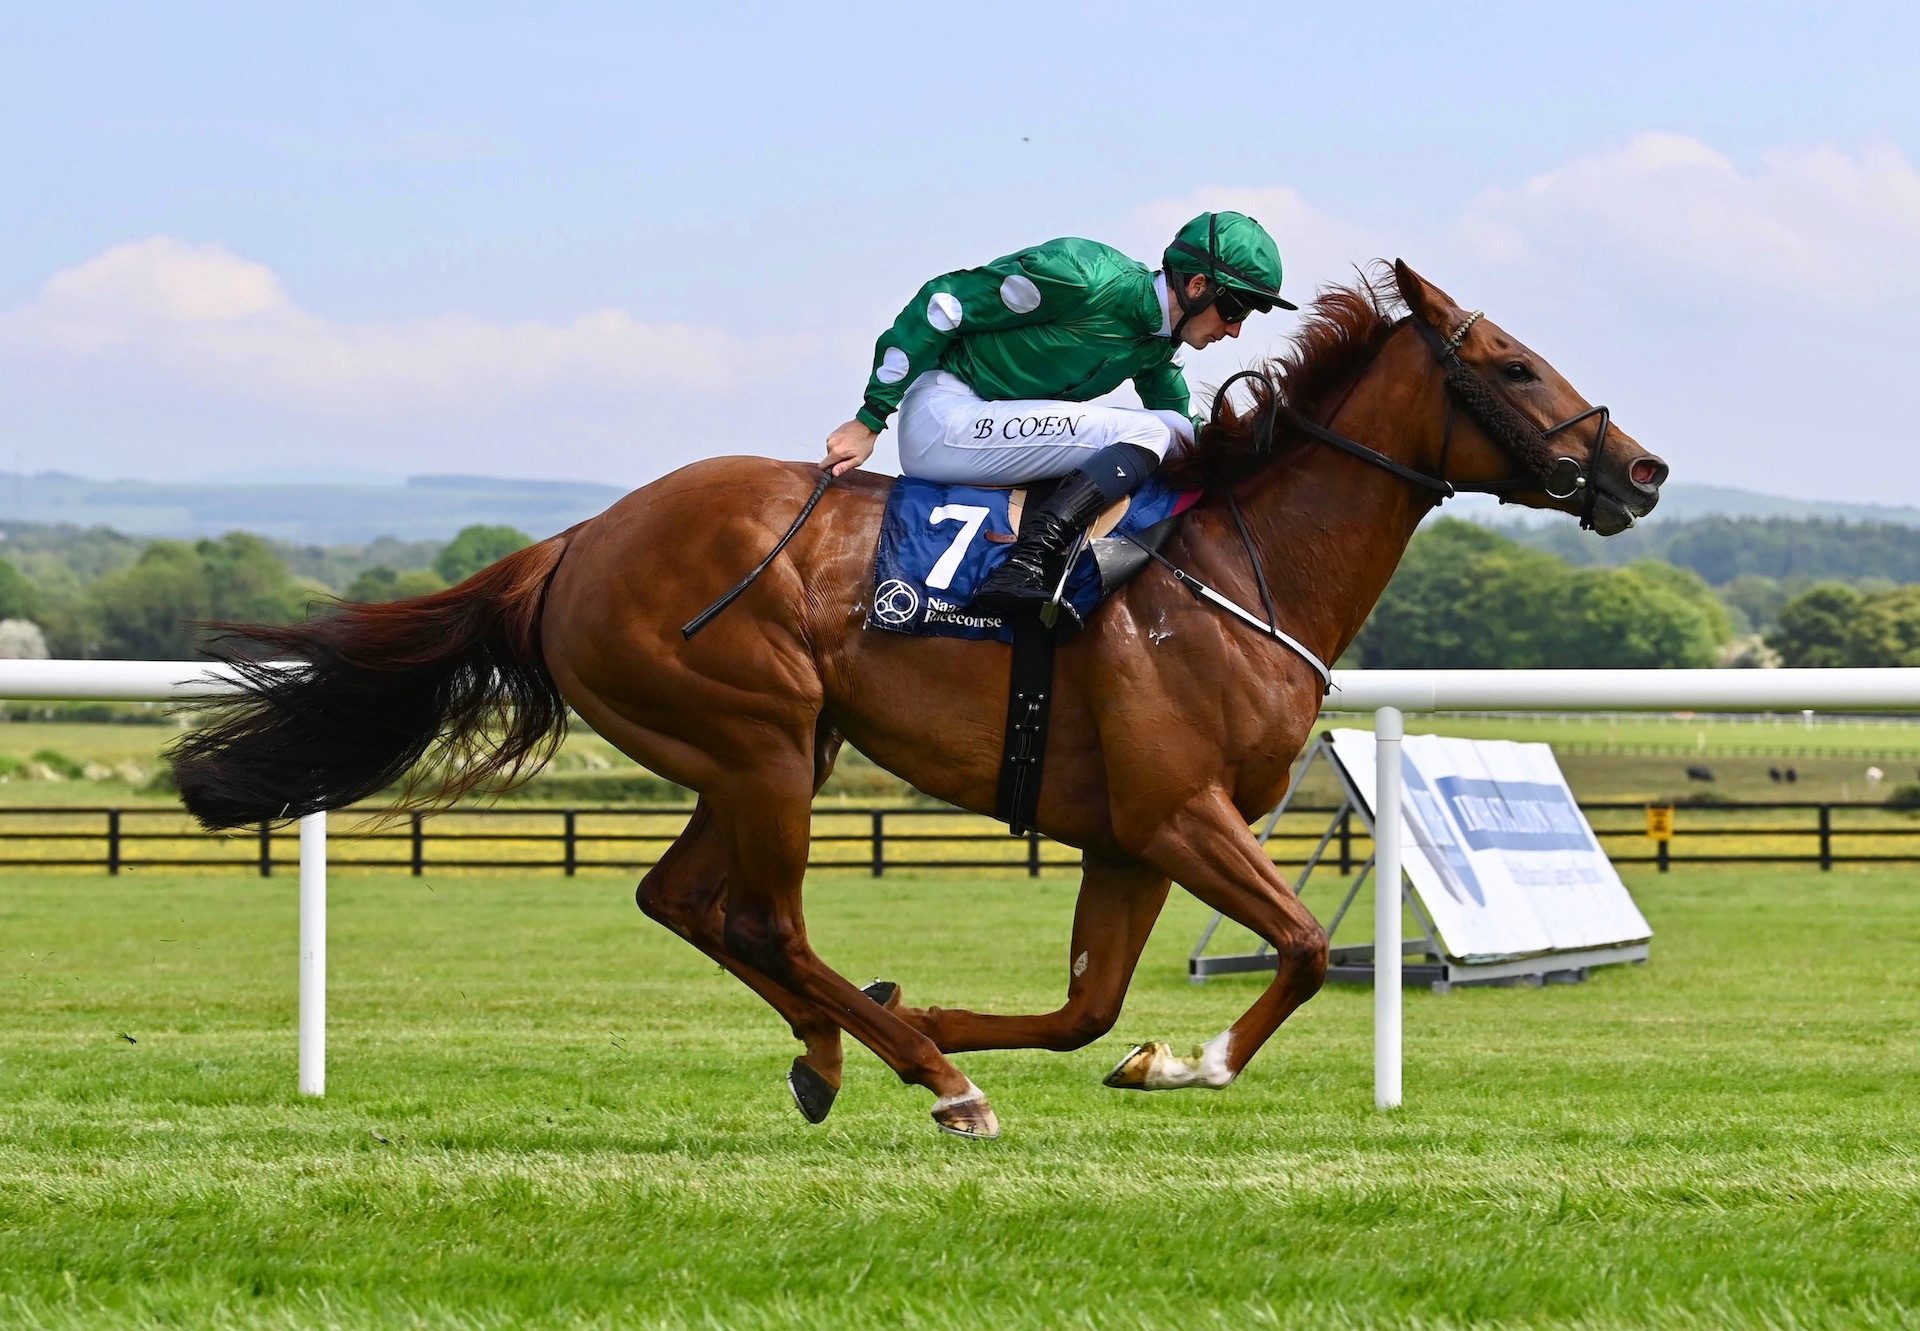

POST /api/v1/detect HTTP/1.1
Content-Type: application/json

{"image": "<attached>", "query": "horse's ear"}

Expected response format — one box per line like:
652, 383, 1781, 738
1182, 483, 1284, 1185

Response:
1392, 260, 1465, 326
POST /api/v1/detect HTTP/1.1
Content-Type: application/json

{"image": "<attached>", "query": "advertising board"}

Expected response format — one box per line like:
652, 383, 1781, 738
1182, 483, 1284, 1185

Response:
1327, 729, 1652, 962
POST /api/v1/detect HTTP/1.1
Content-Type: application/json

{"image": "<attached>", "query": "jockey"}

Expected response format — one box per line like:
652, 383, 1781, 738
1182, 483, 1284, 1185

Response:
821, 211, 1295, 613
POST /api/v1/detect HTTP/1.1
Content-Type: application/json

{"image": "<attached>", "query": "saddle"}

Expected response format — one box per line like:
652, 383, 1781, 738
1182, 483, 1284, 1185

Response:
866, 475, 1199, 835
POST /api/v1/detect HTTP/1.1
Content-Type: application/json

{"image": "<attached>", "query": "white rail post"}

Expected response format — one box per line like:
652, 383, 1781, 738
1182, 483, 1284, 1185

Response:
1375, 707, 1404, 1110
298, 811, 326, 1097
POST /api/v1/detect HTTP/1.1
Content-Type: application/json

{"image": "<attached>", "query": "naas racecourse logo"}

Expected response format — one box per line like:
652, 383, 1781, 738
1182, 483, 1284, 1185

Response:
872, 579, 921, 625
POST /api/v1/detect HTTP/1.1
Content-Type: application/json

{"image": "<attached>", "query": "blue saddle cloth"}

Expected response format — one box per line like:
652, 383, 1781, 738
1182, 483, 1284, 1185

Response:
867, 475, 1199, 642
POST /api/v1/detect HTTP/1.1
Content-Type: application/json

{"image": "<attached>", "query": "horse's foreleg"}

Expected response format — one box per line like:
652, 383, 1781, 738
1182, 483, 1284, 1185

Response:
713, 769, 1001, 1138
889, 855, 1169, 1055
1105, 789, 1329, 1091
637, 800, 847, 1119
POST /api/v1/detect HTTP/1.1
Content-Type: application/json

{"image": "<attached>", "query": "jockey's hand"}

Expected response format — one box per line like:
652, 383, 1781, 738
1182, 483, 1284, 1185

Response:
822, 420, 878, 477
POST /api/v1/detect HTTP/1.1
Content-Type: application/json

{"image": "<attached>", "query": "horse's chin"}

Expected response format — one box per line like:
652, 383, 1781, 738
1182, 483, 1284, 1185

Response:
1586, 494, 1640, 537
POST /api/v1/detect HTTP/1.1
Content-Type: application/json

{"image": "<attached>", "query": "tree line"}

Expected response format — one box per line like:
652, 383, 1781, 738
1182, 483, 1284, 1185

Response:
1507, 514, 1920, 588
1353, 520, 1920, 670
5, 513, 1919, 668
0, 525, 531, 659
1351, 522, 1734, 669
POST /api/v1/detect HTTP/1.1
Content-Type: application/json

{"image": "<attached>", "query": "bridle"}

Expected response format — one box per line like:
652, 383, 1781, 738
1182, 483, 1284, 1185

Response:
1131, 304, 1627, 692
1210, 307, 1624, 530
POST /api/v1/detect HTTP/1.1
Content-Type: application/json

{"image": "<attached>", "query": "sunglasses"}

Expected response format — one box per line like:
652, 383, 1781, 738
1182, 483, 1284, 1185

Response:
1212, 288, 1273, 324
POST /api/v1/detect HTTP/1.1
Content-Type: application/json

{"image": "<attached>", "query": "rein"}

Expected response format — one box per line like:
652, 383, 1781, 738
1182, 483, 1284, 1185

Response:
1210, 310, 1623, 529
1118, 525, 1333, 689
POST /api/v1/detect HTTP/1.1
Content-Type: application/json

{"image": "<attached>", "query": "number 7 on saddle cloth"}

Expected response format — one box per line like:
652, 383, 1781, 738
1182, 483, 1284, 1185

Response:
866, 475, 1199, 643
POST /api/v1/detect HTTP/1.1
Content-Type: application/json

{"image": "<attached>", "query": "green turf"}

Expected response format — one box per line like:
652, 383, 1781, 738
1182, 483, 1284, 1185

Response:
2, 864, 1916, 1329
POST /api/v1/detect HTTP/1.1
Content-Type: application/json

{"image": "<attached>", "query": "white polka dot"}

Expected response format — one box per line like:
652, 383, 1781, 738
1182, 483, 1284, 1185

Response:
999, 274, 1041, 314
927, 291, 963, 331
875, 346, 911, 384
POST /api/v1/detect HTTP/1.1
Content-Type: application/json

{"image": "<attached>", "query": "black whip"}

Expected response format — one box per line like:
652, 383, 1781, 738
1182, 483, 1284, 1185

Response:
681, 469, 834, 640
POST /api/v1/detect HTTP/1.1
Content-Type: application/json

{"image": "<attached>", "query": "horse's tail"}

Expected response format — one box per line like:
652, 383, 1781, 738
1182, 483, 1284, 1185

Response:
169, 531, 574, 831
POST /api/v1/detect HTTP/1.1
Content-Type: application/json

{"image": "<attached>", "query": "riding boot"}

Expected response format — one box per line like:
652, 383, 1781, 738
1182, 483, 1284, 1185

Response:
972, 470, 1115, 614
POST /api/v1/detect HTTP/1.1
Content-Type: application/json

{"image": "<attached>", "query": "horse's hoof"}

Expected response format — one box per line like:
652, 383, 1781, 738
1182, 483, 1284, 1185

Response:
862, 978, 900, 1010
931, 1093, 1000, 1140
787, 1057, 838, 1124
1103, 1040, 1169, 1091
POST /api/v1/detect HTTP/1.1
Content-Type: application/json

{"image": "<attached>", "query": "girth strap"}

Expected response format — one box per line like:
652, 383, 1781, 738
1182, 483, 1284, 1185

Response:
993, 482, 1066, 835
994, 611, 1059, 835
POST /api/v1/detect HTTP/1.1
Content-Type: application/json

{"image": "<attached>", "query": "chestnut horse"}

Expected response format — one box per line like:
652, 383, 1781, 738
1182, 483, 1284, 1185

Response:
172, 262, 1666, 1138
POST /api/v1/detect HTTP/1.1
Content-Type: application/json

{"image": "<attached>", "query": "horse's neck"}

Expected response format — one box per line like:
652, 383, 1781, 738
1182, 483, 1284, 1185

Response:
1221, 342, 1446, 666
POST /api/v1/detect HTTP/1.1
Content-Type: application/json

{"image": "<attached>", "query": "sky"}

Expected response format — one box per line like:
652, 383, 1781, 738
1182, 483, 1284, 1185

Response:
1, 2, 1916, 503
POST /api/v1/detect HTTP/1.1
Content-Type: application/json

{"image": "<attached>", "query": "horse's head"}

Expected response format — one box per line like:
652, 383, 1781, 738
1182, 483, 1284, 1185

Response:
1392, 260, 1667, 536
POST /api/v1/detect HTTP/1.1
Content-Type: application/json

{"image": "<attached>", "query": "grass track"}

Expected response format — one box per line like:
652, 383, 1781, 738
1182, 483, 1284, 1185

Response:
2, 866, 1918, 1329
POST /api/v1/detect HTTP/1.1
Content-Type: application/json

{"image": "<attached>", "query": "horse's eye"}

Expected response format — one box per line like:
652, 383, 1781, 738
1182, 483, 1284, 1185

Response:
1502, 361, 1535, 383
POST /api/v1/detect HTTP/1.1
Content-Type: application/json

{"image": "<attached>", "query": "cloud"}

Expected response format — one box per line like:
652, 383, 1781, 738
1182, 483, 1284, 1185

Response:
1129, 135, 1920, 318
0, 237, 798, 408
7, 136, 1917, 496
1130, 137, 1920, 507
1459, 132, 1920, 307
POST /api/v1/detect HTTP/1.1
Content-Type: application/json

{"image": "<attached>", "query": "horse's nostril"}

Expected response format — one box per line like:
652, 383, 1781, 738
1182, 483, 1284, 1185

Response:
1629, 457, 1667, 489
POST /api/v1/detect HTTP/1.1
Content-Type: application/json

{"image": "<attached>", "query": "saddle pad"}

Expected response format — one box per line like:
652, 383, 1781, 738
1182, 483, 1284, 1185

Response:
867, 475, 1199, 642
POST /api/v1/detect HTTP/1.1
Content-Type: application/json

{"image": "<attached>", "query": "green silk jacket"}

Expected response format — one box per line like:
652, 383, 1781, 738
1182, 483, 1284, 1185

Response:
854, 236, 1190, 433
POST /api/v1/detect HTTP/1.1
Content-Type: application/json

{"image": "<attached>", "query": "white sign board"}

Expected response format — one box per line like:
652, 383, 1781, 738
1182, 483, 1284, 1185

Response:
1328, 729, 1651, 962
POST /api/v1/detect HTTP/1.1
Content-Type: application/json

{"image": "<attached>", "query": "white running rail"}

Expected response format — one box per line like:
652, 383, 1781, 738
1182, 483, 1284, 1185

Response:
6, 660, 1920, 1108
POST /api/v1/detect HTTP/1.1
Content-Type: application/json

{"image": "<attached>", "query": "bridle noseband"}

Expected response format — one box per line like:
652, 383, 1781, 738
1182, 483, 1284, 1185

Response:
1211, 308, 1622, 530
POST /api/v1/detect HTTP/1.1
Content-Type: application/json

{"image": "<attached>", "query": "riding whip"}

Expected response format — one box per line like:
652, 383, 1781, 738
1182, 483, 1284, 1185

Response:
681, 469, 834, 640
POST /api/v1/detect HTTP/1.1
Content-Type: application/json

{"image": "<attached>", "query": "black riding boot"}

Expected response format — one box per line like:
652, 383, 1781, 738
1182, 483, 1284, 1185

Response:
972, 470, 1114, 615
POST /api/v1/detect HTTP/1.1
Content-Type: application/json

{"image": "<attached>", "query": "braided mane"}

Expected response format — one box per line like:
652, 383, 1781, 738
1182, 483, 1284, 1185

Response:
1163, 263, 1406, 489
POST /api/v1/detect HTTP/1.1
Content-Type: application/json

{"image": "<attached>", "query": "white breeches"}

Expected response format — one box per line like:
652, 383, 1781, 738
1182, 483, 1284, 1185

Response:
895, 371, 1194, 485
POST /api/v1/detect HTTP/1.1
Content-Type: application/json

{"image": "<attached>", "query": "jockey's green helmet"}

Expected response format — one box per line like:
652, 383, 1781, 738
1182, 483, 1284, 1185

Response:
1164, 211, 1297, 313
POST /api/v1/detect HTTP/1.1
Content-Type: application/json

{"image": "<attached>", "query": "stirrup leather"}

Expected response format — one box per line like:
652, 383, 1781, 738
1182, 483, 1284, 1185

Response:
974, 474, 1110, 610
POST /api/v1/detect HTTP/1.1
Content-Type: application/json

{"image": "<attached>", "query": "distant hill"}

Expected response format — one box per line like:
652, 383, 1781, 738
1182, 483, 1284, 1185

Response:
1632, 484, 1920, 528
1497, 512, 1920, 586
0, 471, 630, 544
1, 471, 1916, 546
1467, 482, 1920, 531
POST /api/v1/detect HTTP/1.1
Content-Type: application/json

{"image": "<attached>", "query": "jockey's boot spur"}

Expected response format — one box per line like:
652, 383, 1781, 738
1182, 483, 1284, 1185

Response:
972, 470, 1112, 615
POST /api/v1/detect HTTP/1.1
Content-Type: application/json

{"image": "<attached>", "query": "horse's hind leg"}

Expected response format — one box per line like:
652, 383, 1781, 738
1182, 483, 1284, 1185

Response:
885, 855, 1170, 1056
712, 759, 1001, 1137
636, 801, 846, 1121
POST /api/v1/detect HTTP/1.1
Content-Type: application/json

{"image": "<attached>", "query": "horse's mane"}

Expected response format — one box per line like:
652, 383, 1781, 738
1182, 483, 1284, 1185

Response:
1163, 263, 1407, 489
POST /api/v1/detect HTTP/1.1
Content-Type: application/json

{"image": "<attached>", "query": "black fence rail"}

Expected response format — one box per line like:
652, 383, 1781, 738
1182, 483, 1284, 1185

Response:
2, 801, 1919, 876
1580, 800, 1920, 871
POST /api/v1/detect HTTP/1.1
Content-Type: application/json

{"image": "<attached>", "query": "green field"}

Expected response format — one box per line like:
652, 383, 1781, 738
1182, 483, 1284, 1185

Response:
1328, 709, 1920, 756
2, 865, 1916, 1329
